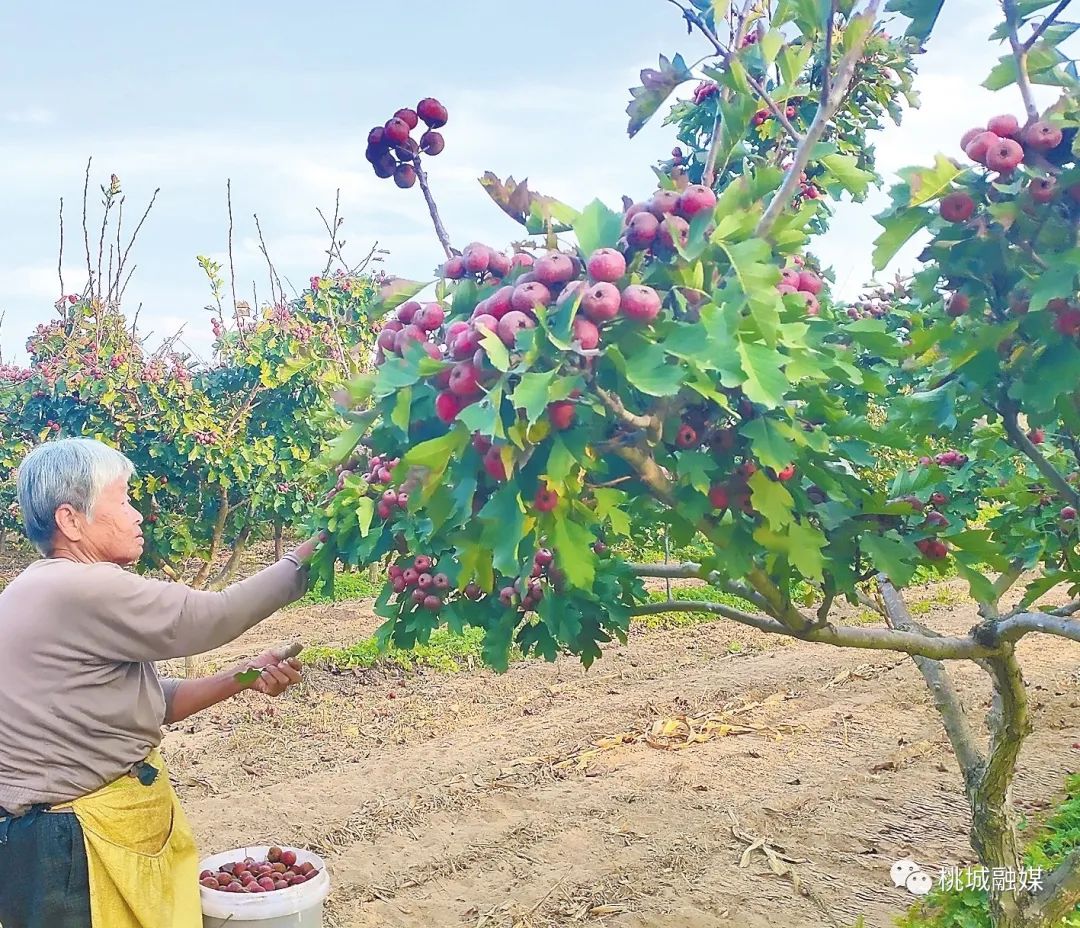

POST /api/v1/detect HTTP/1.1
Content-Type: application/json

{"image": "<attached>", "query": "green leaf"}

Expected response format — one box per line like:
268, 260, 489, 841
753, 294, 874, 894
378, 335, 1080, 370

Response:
885, 0, 944, 41
374, 357, 421, 395
626, 52, 694, 137
549, 512, 597, 588
872, 206, 932, 271
984, 44, 1068, 90
459, 539, 494, 592
370, 278, 430, 318
546, 437, 576, 484
677, 451, 714, 494
574, 199, 624, 255
480, 485, 525, 576
355, 496, 374, 538
861, 533, 917, 587
898, 154, 962, 207
478, 328, 511, 372
748, 470, 794, 529
820, 153, 876, 198
787, 520, 826, 581
624, 344, 686, 396
593, 488, 631, 536
391, 386, 411, 433
742, 418, 798, 471
737, 341, 789, 407
401, 430, 469, 473
511, 371, 556, 425
759, 27, 784, 66
233, 668, 261, 686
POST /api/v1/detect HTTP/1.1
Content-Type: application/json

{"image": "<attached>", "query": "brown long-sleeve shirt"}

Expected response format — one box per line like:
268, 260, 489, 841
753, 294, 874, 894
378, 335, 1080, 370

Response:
0, 557, 308, 815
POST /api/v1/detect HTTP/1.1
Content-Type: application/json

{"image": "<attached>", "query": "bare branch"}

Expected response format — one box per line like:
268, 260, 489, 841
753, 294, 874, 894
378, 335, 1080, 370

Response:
253, 212, 283, 310
631, 599, 791, 635
1052, 598, 1080, 617
1004, 0, 1041, 121
1001, 402, 1080, 507
879, 576, 985, 783
702, 106, 726, 188
757, 0, 883, 238
115, 188, 160, 294
57, 197, 65, 301
1024, 0, 1072, 51
821, 0, 838, 107
596, 386, 660, 437
627, 560, 771, 611
994, 610, 1080, 644
227, 180, 238, 323
980, 560, 1026, 620
415, 161, 454, 259
82, 157, 93, 287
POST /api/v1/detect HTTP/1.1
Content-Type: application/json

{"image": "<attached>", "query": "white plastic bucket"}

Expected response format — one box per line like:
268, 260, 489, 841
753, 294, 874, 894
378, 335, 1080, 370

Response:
199, 845, 331, 927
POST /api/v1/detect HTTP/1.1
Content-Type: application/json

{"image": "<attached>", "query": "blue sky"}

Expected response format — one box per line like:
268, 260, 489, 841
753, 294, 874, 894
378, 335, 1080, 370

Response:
0, 1, 1065, 362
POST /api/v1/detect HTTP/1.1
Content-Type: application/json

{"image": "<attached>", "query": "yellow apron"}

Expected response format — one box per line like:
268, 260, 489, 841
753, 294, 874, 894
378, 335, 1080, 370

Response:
53, 749, 201, 928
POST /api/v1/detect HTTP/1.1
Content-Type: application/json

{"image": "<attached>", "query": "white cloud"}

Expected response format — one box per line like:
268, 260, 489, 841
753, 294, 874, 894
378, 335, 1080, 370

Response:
5, 106, 55, 126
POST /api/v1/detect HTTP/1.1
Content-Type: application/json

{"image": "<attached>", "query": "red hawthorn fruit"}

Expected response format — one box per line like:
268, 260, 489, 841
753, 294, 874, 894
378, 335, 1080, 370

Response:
511, 281, 552, 313
986, 114, 1020, 139
797, 270, 823, 295
620, 284, 662, 323
443, 256, 467, 279
581, 282, 622, 323
986, 137, 1024, 173
960, 127, 984, 151
498, 586, 517, 607
402, 567, 419, 585
416, 303, 446, 331
1054, 307, 1080, 337
486, 286, 515, 319
780, 267, 801, 288
659, 215, 690, 250
916, 538, 948, 561
377, 500, 393, 520
708, 484, 729, 510
1061, 506, 1077, 521
435, 391, 465, 423
739, 460, 758, 478
393, 107, 418, 129
463, 243, 491, 274
449, 362, 481, 397
414, 555, 433, 572
795, 291, 820, 316
464, 582, 482, 600
626, 211, 660, 248
498, 311, 535, 347
676, 184, 717, 219
534, 253, 576, 286
786, 105, 796, 118
483, 446, 508, 481
548, 401, 576, 430
201, 877, 220, 889
420, 594, 439, 611
930, 492, 948, 506
417, 97, 448, 129
534, 487, 559, 512
384, 117, 411, 145
965, 131, 1001, 164
572, 316, 600, 350
394, 163, 417, 189
488, 251, 511, 277
586, 248, 627, 283
1028, 428, 1046, 445
940, 192, 975, 223
946, 293, 970, 317
372, 151, 397, 178
924, 511, 949, 528
1028, 177, 1057, 204
593, 540, 608, 555
676, 424, 698, 448
420, 130, 444, 155
1022, 120, 1062, 151
777, 464, 797, 482
367, 126, 386, 147
397, 300, 420, 323
648, 189, 681, 218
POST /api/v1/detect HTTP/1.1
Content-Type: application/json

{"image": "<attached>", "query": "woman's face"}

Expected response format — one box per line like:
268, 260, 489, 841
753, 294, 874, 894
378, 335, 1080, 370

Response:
55, 477, 144, 565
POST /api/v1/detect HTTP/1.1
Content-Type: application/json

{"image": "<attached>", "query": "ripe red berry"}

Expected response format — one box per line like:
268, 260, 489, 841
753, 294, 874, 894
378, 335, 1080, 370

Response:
986, 137, 1024, 173
797, 270, 823, 295
394, 163, 417, 189
676, 184, 717, 219
511, 281, 552, 313
965, 131, 1001, 164
986, 114, 1020, 139
676, 424, 698, 448
417, 97, 448, 129
1061, 506, 1077, 521
498, 311, 536, 347
384, 117, 411, 146
443, 256, 466, 279
435, 391, 464, 423
586, 248, 627, 283
483, 446, 508, 481
1028, 177, 1057, 204
449, 362, 481, 397
581, 282, 622, 323
625, 211, 660, 248
648, 190, 681, 218
777, 464, 796, 482
940, 192, 975, 223
708, 484, 729, 510
946, 293, 970, 317
1022, 120, 1062, 151
534, 253, 576, 287
572, 316, 600, 350
620, 285, 662, 323
420, 130, 445, 156
395, 108, 419, 130
534, 487, 559, 512
548, 401, 576, 430
1028, 428, 1046, 445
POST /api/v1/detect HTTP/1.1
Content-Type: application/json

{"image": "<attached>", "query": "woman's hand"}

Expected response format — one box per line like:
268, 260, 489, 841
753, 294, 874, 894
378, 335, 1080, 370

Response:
246, 651, 303, 697
289, 530, 329, 566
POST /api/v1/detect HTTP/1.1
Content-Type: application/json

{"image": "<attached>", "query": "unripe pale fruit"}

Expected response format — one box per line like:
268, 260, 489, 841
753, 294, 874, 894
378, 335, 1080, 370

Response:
626, 211, 660, 247
986, 137, 1024, 173
1029, 177, 1056, 203
677, 183, 717, 219
534, 487, 559, 512
965, 131, 1001, 164
586, 248, 627, 283
946, 293, 970, 317
797, 270, 823, 295
581, 282, 622, 323
384, 117, 411, 145
572, 316, 600, 350
648, 190, 681, 218
940, 192, 975, 223
394, 164, 417, 189
620, 285, 662, 323
1022, 120, 1062, 151
511, 281, 552, 312
534, 253, 576, 286
548, 401, 575, 430
449, 362, 481, 396
986, 114, 1020, 138
417, 97, 448, 129
420, 130, 444, 156
659, 215, 690, 250
463, 243, 491, 274
497, 311, 535, 347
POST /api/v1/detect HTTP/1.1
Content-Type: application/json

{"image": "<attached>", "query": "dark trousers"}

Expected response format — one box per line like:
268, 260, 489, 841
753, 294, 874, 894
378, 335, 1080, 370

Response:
0, 806, 93, 928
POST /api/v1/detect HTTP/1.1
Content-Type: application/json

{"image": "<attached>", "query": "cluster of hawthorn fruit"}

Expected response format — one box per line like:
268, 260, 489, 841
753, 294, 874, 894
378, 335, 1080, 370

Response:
364, 97, 448, 189
620, 184, 718, 255
200, 847, 319, 894
387, 554, 451, 612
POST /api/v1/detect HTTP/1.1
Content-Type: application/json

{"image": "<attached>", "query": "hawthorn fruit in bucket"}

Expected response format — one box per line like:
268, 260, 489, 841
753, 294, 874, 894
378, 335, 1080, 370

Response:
200, 846, 320, 893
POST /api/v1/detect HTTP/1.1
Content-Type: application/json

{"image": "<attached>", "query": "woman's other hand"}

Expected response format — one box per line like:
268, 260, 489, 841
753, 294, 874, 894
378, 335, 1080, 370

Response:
246, 652, 303, 697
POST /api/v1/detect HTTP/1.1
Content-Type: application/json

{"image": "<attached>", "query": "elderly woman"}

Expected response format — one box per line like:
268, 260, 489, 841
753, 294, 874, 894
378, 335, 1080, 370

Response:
0, 438, 321, 928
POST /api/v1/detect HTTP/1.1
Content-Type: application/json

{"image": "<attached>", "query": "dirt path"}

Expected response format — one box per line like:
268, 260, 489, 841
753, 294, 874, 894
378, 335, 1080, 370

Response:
163, 583, 1080, 928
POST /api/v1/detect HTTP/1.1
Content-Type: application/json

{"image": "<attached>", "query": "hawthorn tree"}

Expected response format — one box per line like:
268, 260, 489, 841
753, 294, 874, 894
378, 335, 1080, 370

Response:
309, 2, 1080, 925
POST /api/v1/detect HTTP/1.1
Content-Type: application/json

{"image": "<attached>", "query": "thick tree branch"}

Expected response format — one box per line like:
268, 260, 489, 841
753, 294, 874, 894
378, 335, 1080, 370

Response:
1052, 598, 1080, 617
1004, 0, 1042, 121
879, 577, 985, 784
628, 560, 771, 611
596, 387, 661, 439
993, 610, 1080, 644
1030, 847, 1080, 925
1001, 402, 1080, 508
756, 0, 882, 238
631, 599, 790, 635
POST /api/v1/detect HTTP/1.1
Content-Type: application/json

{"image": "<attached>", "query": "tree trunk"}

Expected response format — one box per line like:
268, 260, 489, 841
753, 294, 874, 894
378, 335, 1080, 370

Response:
274, 518, 284, 561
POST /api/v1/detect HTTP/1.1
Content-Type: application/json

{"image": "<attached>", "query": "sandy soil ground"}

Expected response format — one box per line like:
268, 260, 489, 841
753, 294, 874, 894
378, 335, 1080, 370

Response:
158, 580, 1080, 928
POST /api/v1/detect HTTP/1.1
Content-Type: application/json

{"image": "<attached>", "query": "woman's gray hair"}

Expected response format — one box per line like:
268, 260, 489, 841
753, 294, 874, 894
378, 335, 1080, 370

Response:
16, 438, 137, 555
